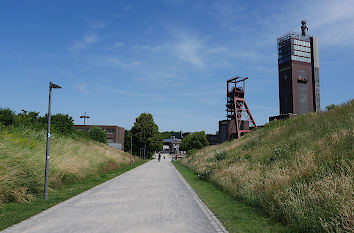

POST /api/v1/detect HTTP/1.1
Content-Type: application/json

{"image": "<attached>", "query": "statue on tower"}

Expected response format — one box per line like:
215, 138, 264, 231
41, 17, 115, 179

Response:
301, 20, 308, 36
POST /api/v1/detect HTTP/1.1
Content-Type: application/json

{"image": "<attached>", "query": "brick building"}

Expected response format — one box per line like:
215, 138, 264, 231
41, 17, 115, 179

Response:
277, 21, 320, 115
74, 125, 125, 150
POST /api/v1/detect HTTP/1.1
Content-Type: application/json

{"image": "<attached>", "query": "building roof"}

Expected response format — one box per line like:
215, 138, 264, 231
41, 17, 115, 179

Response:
163, 137, 181, 144
277, 31, 310, 44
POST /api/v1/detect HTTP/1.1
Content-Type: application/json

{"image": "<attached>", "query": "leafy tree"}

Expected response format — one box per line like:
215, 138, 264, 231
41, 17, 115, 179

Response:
160, 131, 175, 139
89, 126, 107, 143
131, 113, 162, 158
14, 110, 43, 129
180, 131, 209, 152
124, 129, 132, 152
39, 113, 75, 135
0, 108, 15, 126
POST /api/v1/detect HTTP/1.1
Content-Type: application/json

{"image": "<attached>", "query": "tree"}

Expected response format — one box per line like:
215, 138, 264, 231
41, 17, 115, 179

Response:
89, 126, 107, 143
131, 113, 162, 158
124, 129, 132, 152
39, 113, 75, 135
14, 110, 43, 129
160, 131, 175, 139
180, 131, 209, 152
0, 108, 15, 126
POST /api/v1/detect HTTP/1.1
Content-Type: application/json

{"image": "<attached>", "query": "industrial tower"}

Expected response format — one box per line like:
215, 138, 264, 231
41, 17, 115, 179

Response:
226, 77, 256, 139
277, 20, 320, 115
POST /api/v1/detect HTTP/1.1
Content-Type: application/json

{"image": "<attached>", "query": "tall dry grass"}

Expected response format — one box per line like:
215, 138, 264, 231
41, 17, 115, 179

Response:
0, 125, 138, 205
182, 100, 354, 233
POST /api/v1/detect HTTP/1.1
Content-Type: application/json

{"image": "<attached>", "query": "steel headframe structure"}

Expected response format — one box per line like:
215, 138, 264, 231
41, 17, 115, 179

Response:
226, 76, 256, 139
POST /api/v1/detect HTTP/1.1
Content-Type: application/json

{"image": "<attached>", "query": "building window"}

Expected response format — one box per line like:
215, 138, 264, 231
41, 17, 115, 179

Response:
106, 129, 115, 134
294, 39, 310, 48
291, 55, 311, 63
298, 70, 307, 81
279, 56, 290, 64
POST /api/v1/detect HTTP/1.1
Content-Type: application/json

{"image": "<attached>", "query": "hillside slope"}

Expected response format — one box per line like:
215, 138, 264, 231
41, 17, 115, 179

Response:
0, 126, 138, 206
181, 100, 353, 233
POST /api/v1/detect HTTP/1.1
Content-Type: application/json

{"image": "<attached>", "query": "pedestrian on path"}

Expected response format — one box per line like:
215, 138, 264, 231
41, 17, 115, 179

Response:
158, 153, 161, 162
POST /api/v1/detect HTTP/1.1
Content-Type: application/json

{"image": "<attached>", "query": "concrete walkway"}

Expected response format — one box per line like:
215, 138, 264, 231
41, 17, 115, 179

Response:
2, 159, 227, 233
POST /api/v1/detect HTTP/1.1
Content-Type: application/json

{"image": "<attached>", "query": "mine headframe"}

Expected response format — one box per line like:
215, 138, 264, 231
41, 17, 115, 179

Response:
226, 76, 256, 139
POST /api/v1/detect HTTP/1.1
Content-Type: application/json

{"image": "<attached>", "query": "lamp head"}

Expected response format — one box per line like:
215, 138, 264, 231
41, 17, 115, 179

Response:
50, 82, 62, 89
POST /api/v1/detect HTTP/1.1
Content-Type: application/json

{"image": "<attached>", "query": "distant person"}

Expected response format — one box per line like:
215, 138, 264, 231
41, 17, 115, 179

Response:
163, 155, 165, 160
158, 153, 161, 162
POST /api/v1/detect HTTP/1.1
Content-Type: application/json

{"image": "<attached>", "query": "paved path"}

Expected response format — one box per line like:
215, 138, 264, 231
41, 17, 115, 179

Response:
2, 159, 227, 233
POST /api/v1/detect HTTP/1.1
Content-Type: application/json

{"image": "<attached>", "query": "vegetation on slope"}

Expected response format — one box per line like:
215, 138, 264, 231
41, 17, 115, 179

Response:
0, 125, 139, 206
173, 161, 291, 233
181, 100, 353, 233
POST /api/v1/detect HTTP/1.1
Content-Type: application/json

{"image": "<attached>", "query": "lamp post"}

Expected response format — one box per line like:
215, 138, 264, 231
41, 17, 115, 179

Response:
80, 112, 90, 125
44, 82, 61, 200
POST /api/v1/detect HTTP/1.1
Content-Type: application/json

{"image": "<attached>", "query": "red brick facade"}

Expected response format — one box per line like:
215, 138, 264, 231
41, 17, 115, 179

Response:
74, 125, 125, 149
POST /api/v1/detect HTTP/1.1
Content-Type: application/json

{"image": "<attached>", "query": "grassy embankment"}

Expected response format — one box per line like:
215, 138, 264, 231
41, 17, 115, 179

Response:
173, 161, 291, 233
0, 125, 142, 230
181, 100, 353, 233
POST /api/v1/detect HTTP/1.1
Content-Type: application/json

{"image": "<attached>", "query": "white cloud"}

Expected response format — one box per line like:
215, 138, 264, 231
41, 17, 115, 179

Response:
69, 34, 99, 51
171, 33, 205, 67
305, 0, 354, 46
113, 5, 133, 18
90, 20, 106, 29
101, 56, 129, 67
107, 42, 124, 50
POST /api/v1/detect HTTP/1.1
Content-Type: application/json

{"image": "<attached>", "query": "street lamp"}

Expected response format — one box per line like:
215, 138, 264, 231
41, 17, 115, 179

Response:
44, 82, 61, 200
80, 112, 90, 125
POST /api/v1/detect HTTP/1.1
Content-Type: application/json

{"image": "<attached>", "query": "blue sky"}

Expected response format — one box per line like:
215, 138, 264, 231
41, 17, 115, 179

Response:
0, 0, 353, 133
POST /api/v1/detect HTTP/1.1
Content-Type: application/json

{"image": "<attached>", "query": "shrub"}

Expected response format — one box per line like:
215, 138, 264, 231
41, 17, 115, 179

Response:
326, 104, 336, 111
0, 108, 15, 126
180, 131, 209, 152
89, 126, 107, 143
14, 110, 44, 129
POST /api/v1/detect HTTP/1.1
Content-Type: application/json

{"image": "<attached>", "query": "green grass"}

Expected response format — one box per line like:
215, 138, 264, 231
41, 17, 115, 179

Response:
181, 100, 354, 233
0, 125, 139, 205
173, 161, 292, 233
0, 160, 147, 231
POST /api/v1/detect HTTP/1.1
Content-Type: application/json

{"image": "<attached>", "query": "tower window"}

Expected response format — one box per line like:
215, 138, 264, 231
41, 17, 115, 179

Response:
298, 70, 307, 81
